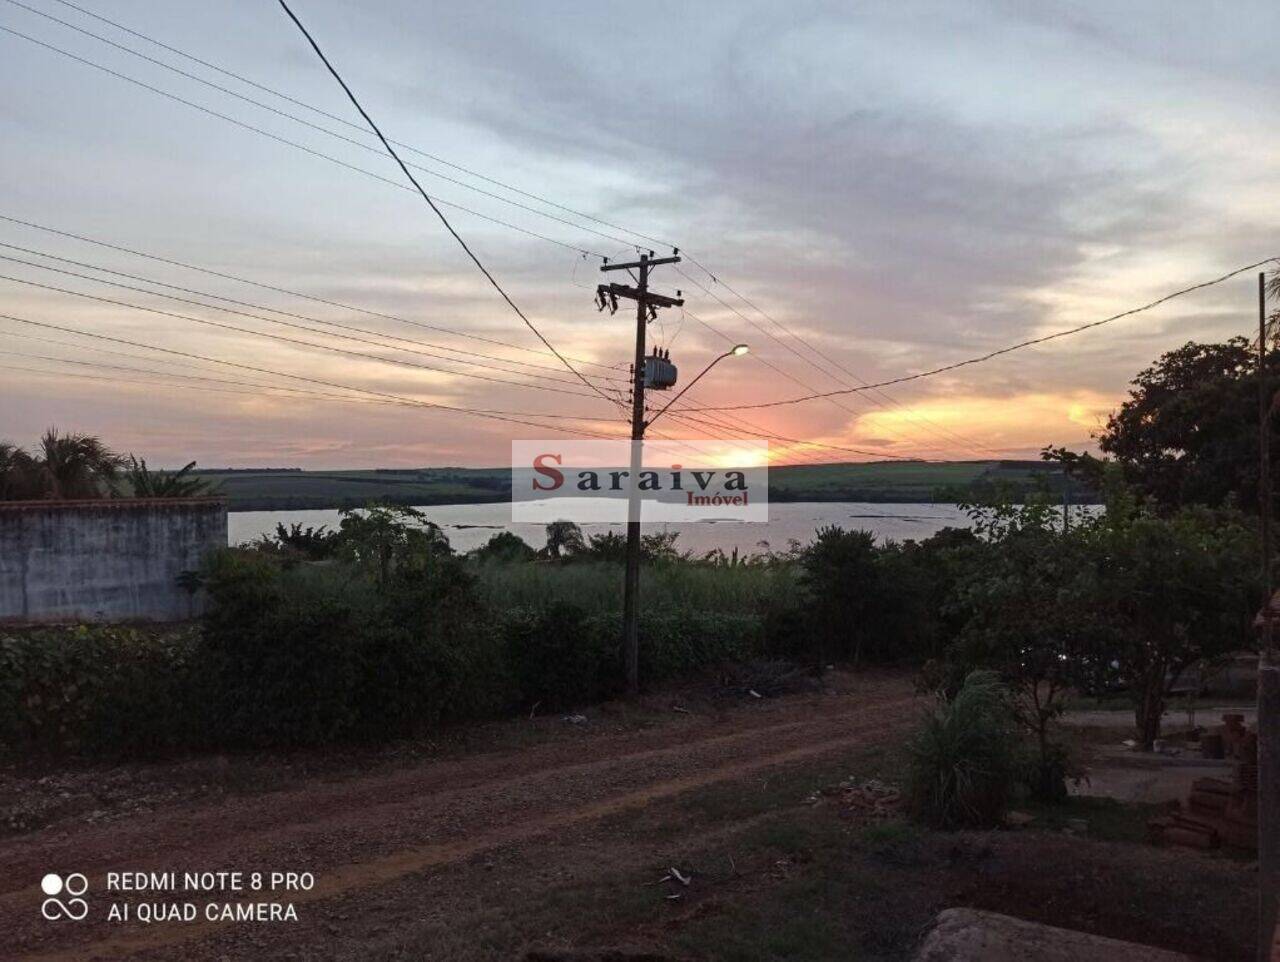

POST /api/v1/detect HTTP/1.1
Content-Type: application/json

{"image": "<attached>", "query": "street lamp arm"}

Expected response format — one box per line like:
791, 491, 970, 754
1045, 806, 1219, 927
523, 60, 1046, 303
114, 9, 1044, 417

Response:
644, 345, 747, 431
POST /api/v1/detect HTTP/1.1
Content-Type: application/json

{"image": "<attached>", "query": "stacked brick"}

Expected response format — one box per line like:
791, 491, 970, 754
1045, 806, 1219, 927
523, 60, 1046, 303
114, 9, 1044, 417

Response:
1148, 713, 1258, 851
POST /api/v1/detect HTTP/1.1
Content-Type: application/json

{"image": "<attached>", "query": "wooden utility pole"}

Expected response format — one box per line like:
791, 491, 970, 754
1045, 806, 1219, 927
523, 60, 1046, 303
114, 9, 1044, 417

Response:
1261, 271, 1272, 631
1259, 270, 1279, 962
599, 252, 683, 695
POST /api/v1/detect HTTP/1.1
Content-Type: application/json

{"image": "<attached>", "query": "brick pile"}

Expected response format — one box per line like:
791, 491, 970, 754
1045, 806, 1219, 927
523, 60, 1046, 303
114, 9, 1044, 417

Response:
1147, 713, 1257, 851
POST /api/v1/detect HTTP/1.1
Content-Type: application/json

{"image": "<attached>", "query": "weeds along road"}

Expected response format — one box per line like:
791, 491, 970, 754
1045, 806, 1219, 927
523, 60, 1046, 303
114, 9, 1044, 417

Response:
1, 673, 915, 961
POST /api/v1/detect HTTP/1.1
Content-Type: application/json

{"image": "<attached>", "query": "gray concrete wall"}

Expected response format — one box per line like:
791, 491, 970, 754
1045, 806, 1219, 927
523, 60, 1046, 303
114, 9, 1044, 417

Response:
0, 498, 227, 624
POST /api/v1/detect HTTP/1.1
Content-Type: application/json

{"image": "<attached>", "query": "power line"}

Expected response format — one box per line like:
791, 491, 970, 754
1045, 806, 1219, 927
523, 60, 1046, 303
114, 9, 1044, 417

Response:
0, 264, 617, 403
679, 305, 960, 458
0, 240, 627, 386
683, 263, 1002, 454
683, 257, 1280, 413
0, 213, 620, 372
674, 265, 997, 457
38, 0, 675, 250
664, 410, 920, 462
0, 346, 626, 424
0, 310, 622, 438
0, 9, 1002, 454
0, 25, 608, 259
273, 0, 620, 413
2, 0, 648, 255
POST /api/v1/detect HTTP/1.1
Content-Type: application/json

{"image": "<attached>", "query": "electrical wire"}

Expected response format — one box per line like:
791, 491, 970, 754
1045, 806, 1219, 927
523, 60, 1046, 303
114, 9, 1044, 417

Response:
675, 266, 998, 457
0, 346, 627, 424
2, 0, 647, 255
273, 0, 621, 413
682, 258, 1280, 412
0, 213, 620, 372
0, 25, 608, 259
683, 261, 1001, 453
0, 6, 1018, 453
0, 311, 623, 438
38, 0, 675, 250
0, 266, 618, 402
0, 241, 627, 385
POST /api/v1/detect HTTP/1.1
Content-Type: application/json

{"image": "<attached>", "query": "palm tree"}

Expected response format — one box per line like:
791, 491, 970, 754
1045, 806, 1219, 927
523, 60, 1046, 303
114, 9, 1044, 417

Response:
126, 457, 217, 498
37, 428, 126, 499
0, 441, 41, 500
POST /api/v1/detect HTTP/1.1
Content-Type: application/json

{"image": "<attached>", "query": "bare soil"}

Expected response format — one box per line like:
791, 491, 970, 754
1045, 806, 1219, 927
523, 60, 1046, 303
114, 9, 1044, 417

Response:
0, 672, 1256, 961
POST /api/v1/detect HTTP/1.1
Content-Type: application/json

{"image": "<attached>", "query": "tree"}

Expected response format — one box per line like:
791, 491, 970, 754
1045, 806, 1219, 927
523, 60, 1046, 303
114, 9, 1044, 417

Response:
469, 531, 537, 564
1080, 501, 1259, 749
543, 520, 584, 559
36, 428, 127, 499
946, 501, 1096, 797
0, 442, 41, 500
336, 504, 452, 588
126, 457, 218, 498
798, 526, 880, 664
1052, 338, 1280, 512
942, 478, 1258, 758
253, 522, 339, 561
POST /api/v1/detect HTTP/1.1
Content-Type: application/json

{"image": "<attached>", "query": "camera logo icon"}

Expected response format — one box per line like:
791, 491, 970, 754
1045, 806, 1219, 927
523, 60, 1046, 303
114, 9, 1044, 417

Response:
40, 873, 89, 921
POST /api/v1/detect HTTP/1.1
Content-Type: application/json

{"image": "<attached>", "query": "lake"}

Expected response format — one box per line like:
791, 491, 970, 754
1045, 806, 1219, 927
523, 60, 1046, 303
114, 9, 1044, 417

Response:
227, 501, 984, 555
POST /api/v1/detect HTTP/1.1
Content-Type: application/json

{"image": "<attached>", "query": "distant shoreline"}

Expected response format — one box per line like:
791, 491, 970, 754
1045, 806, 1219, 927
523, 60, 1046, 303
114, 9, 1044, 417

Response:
198, 459, 1099, 513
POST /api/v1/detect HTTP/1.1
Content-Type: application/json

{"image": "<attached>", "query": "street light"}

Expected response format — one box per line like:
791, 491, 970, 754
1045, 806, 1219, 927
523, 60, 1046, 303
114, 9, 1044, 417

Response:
644, 344, 749, 430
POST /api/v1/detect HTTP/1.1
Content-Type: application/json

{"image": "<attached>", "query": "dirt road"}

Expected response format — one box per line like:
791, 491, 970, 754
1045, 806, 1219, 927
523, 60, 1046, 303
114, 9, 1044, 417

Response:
1, 673, 916, 960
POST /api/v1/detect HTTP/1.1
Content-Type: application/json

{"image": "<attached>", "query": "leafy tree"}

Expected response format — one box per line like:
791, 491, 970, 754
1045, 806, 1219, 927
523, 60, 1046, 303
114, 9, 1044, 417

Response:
575, 529, 682, 564
798, 526, 880, 664
946, 500, 1095, 796
1079, 500, 1259, 749
336, 504, 452, 588
126, 457, 218, 498
542, 520, 585, 559
1050, 338, 1280, 512
469, 531, 537, 564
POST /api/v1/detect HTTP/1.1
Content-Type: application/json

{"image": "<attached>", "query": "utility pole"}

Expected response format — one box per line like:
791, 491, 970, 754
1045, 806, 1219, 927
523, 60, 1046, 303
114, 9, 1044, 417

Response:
1258, 270, 1279, 962
1261, 271, 1273, 635
599, 252, 683, 695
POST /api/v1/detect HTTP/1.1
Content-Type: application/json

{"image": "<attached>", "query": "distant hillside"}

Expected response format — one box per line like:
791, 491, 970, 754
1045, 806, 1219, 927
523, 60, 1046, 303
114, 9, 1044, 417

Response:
195, 460, 1093, 512
768, 460, 1091, 503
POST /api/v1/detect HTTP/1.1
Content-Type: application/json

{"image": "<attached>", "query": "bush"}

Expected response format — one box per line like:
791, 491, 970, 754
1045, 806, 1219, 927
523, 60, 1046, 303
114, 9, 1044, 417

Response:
500, 604, 765, 710
199, 548, 505, 747
795, 526, 972, 666
907, 671, 1019, 828
502, 603, 616, 710
0, 625, 204, 756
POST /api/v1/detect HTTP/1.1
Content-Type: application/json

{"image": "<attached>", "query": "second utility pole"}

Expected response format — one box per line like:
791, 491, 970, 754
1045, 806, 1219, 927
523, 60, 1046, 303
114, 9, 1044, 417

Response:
599, 251, 683, 694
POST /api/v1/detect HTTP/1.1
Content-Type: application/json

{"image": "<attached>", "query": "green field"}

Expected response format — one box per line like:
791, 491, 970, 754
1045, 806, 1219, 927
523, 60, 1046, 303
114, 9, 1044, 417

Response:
195, 460, 1087, 511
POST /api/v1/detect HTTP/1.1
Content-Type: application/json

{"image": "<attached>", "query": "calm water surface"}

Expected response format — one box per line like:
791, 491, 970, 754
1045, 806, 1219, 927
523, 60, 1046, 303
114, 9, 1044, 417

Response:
227, 501, 978, 555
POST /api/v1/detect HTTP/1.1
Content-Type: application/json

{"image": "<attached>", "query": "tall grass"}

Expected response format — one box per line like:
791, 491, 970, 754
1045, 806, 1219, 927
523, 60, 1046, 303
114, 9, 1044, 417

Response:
906, 670, 1018, 828
476, 560, 804, 617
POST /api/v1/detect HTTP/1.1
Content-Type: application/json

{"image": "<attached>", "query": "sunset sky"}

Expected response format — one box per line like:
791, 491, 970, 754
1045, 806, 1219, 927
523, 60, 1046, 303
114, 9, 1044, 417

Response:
2, 0, 1277, 468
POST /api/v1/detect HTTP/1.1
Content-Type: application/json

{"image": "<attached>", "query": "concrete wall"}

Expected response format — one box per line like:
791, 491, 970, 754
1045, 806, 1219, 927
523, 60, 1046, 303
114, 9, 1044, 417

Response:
0, 498, 227, 624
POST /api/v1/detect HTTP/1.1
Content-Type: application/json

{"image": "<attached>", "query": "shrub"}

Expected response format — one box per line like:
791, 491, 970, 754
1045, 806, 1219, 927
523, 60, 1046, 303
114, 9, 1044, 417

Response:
0, 625, 204, 756
499, 603, 766, 711
502, 603, 616, 710
907, 671, 1019, 829
636, 610, 763, 680
199, 548, 505, 747
468, 531, 537, 564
